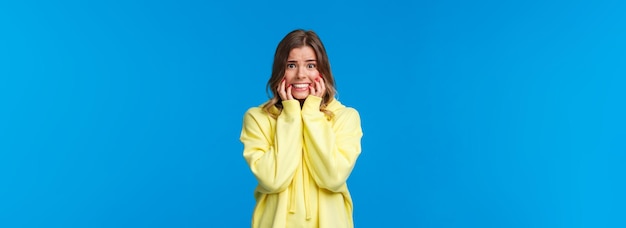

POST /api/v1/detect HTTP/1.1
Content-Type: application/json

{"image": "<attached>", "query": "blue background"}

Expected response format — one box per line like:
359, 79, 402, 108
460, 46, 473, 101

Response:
1, 0, 625, 227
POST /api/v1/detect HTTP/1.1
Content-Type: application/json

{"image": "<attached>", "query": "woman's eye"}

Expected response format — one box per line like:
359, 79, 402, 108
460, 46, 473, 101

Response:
307, 64, 316, 68
287, 64, 296, 69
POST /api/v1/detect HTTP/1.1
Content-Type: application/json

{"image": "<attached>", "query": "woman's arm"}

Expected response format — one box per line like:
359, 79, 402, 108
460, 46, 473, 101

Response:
241, 100, 303, 193
301, 96, 363, 192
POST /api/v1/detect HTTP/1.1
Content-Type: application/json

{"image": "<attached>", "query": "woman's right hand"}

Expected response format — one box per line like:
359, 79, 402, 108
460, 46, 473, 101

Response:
278, 77, 294, 101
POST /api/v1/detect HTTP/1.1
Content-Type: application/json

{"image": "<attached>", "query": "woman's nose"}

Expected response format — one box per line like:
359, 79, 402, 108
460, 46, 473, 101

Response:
296, 67, 307, 78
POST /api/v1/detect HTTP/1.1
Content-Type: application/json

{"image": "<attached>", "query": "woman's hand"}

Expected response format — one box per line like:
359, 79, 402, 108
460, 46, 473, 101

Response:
278, 77, 294, 101
309, 74, 326, 98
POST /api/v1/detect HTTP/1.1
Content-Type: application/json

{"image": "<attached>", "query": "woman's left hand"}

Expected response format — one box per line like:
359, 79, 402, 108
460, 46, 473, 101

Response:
309, 74, 326, 98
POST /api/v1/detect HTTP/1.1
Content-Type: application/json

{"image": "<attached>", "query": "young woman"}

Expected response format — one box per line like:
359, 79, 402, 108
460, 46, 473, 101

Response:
240, 29, 363, 228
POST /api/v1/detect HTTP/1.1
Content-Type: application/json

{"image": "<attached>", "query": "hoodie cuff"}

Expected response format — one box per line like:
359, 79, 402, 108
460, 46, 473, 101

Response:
281, 100, 301, 120
302, 95, 322, 114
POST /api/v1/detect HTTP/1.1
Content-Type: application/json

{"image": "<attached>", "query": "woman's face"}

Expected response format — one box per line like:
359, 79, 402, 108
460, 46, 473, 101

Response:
284, 46, 319, 100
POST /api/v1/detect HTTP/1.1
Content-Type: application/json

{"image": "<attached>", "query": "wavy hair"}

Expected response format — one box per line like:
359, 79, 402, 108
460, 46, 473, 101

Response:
262, 29, 336, 119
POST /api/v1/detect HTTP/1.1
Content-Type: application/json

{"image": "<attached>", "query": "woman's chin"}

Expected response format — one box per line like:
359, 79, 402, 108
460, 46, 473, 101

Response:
292, 92, 310, 100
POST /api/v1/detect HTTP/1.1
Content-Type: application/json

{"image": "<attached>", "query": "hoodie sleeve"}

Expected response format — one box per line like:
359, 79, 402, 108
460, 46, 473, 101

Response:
240, 100, 303, 193
301, 96, 363, 192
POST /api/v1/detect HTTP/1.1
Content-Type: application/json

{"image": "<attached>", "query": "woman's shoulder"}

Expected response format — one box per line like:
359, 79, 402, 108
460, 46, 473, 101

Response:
243, 101, 277, 118
328, 98, 360, 116
244, 104, 265, 116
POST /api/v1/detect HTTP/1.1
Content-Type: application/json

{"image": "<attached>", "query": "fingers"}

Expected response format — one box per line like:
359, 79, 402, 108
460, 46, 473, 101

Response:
311, 74, 325, 97
286, 83, 293, 100
278, 78, 286, 100
309, 74, 325, 97
309, 81, 316, 96
278, 77, 293, 100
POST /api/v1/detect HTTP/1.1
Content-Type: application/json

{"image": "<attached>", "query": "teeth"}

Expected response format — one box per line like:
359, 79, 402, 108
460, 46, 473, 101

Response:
293, 84, 309, 88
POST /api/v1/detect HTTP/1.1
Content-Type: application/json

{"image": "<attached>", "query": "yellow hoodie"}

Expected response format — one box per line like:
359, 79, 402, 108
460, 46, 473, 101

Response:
240, 96, 363, 228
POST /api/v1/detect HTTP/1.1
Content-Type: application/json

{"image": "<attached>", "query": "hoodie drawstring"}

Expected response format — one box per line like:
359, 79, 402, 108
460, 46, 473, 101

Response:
288, 178, 296, 213
303, 162, 311, 220
287, 158, 311, 220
